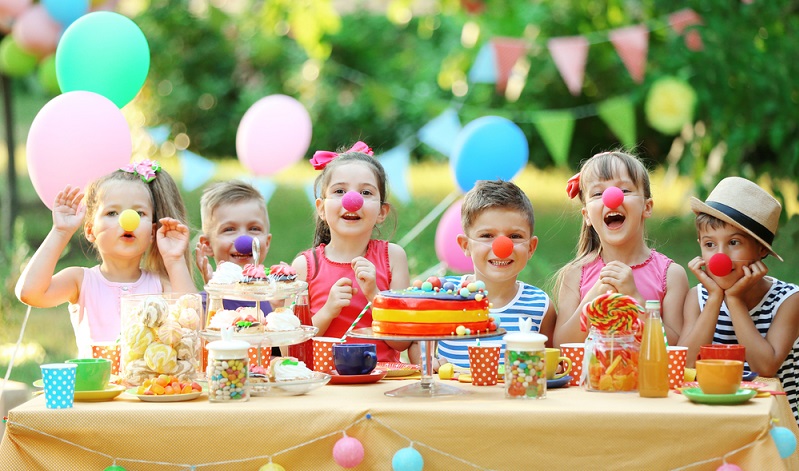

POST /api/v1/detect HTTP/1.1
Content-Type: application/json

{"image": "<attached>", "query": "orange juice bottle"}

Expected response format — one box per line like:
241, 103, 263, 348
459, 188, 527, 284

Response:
639, 300, 669, 397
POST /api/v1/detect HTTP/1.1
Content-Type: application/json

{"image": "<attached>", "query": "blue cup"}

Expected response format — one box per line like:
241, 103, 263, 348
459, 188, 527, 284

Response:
333, 343, 377, 375
40, 363, 77, 409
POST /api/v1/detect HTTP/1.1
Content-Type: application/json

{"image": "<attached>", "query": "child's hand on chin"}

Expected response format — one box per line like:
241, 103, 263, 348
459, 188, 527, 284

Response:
726, 260, 768, 299
688, 256, 723, 299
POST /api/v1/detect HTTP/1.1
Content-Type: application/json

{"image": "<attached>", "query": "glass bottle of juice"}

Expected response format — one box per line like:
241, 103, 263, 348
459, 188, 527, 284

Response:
639, 300, 669, 398
288, 291, 314, 368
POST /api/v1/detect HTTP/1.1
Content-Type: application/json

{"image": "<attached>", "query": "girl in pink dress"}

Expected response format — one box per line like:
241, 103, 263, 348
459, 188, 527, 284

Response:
553, 151, 689, 346
15, 161, 195, 358
291, 142, 411, 362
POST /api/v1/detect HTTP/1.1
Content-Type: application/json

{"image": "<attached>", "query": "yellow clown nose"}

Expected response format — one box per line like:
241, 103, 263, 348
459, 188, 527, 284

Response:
119, 209, 140, 232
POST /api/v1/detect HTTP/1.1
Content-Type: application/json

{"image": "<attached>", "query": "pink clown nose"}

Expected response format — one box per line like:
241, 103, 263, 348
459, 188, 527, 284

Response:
492, 236, 514, 259
707, 253, 733, 277
602, 186, 624, 209
342, 191, 364, 212
234, 235, 254, 254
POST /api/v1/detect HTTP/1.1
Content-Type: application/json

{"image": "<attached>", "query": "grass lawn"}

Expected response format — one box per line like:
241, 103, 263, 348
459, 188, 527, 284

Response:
2, 157, 796, 387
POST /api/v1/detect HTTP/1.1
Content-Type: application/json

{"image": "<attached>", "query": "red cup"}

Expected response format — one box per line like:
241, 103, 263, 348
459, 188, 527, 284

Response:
468, 344, 500, 386
247, 347, 272, 368
699, 344, 745, 362
90, 342, 121, 376
667, 346, 688, 389
312, 337, 344, 373
560, 343, 585, 387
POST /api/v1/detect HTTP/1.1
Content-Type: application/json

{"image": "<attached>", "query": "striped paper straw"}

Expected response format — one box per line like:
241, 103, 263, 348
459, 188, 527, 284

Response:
340, 302, 372, 341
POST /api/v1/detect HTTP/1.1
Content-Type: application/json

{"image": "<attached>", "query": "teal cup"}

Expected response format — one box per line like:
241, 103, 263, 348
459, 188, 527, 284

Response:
40, 363, 77, 409
66, 358, 111, 391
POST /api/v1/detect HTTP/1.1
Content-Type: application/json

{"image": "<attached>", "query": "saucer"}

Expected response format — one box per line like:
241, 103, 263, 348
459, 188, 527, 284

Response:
33, 381, 126, 402
328, 369, 387, 385
377, 362, 421, 378
682, 387, 757, 405
547, 375, 571, 389
125, 389, 204, 402
678, 381, 767, 394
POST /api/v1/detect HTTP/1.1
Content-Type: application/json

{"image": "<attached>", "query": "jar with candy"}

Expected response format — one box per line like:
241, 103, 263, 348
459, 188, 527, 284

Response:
503, 318, 547, 399
584, 328, 639, 392
206, 327, 250, 402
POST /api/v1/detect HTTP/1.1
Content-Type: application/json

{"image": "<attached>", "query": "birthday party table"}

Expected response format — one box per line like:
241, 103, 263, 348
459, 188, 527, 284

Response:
1, 377, 796, 471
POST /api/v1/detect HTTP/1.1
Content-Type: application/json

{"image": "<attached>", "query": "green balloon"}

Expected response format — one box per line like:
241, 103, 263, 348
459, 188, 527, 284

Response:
56, 11, 150, 108
0, 36, 38, 78
38, 55, 61, 96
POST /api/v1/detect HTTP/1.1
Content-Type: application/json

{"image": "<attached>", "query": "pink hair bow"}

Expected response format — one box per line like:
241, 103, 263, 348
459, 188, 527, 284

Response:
566, 173, 581, 199
122, 159, 161, 183
309, 141, 374, 170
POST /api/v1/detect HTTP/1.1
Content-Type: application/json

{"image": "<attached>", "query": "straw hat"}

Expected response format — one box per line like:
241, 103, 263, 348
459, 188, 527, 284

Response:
690, 177, 782, 261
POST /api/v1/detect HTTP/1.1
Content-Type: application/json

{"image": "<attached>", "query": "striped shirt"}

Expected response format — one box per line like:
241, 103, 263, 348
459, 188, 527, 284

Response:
698, 277, 799, 423
438, 278, 551, 369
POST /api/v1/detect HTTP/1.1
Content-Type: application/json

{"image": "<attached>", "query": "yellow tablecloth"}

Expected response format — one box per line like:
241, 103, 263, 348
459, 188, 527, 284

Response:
0, 378, 794, 471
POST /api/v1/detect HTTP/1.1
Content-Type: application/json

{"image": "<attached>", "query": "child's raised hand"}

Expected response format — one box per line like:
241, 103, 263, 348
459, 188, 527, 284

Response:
351, 256, 378, 301
156, 218, 190, 262
688, 256, 723, 299
52, 185, 85, 234
324, 277, 358, 315
726, 260, 768, 299
195, 241, 213, 283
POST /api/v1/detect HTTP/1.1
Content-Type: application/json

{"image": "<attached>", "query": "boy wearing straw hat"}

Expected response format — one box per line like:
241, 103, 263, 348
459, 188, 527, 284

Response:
680, 177, 799, 421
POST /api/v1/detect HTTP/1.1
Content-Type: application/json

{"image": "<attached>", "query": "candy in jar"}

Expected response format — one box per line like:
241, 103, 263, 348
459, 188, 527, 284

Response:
206, 327, 250, 402
503, 318, 547, 399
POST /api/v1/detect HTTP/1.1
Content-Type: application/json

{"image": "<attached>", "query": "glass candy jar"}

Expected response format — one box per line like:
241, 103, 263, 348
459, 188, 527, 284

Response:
206, 327, 250, 402
503, 331, 548, 399
584, 328, 640, 392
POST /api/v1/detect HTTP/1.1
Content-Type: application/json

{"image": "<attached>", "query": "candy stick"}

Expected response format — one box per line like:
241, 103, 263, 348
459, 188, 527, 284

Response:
340, 302, 372, 341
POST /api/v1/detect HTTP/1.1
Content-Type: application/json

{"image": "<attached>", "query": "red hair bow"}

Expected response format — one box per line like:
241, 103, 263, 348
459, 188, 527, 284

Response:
566, 173, 581, 199
309, 141, 374, 170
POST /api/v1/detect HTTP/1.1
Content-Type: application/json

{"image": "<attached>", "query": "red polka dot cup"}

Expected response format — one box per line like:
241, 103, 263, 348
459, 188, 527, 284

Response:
247, 347, 272, 368
560, 343, 585, 387
90, 341, 121, 376
312, 337, 345, 373
667, 346, 688, 389
468, 343, 501, 386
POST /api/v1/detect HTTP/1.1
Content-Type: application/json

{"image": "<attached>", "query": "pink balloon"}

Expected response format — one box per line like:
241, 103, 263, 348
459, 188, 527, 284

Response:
26, 91, 132, 210
435, 200, 474, 274
11, 4, 60, 57
332, 436, 364, 468
0, 0, 32, 18
236, 94, 312, 176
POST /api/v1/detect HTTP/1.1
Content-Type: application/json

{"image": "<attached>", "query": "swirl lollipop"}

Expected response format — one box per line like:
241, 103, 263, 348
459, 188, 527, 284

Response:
707, 253, 733, 277
492, 236, 514, 258
602, 186, 624, 209
119, 209, 140, 232
234, 235, 254, 254
342, 191, 364, 212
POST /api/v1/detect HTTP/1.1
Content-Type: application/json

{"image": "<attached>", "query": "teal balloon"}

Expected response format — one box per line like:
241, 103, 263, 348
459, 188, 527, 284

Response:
0, 36, 38, 78
450, 116, 529, 193
38, 55, 61, 95
56, 11, 150, 108
392, 447, 424, 471
771, 426, 797, 459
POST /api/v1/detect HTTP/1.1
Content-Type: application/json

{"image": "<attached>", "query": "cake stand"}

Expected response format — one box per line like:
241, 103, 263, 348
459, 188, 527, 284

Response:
348, 327, 506, 398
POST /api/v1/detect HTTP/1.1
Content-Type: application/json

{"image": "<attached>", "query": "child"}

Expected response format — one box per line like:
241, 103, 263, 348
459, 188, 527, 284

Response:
195, 180, 280, 357
553, 151, 688, 346
679, 177, 799, 420
291, 142, 412, 362
435, 179, 556, 370
15, 160, 195, 358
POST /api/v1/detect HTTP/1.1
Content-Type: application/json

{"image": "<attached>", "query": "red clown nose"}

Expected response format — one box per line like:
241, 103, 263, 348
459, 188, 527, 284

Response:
492, 236, 514, 259
342, 191, 364, 212
707, 253, 733, 277
602, 186, 624, 209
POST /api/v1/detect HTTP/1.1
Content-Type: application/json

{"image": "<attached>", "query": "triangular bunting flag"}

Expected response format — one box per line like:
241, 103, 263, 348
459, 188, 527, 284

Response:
304, 180, 317, 208
597, 96, 637, 149
669, 9, 703, 51
547, 36, 589, 96
609, 25, 648, 83
239, 176, 277, 204
179, 150, 216, 192
468, 43, 497, 84
378, 145, 412, 204
532, 111, 575, 168
491, 37, 528, 93
147, 125, 170, 146
417, 108, 461, 157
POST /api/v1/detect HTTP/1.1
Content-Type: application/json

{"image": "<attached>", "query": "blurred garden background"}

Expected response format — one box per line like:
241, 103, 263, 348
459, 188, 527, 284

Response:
1, 0, 798, 387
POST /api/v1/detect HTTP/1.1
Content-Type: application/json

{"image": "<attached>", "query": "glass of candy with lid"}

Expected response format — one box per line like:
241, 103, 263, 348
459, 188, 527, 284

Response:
206, 327, 250, 402
503, 318, 547, 399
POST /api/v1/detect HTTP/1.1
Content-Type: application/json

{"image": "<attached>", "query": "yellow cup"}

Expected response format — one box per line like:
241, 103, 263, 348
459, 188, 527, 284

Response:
696, 359, 743, 395
545, 348, 573, 380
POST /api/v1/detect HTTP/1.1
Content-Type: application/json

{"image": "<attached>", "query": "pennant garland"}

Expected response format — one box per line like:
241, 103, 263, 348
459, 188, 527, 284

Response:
531, 111, 575, 167
417, 108, 462, 157
178, 150, 216, 192
547, 36, 589, 96
467, 43, 497, 84
668, 9, 704, 51
609, 25, 649, 84
491, 37, 528, 93
378, 145, 412, 204
239, 176, 278, 204
597, 96, 637, 148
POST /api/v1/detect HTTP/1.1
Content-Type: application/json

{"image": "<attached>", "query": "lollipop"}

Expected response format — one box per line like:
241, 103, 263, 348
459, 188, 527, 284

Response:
707, 253, 733, 277
602, 187, 625, 209
492, 236, 514, 258
119, 209, 140, 232
234, 235, 254, 254
342, 191, 364, 212
582, 292, 644, 332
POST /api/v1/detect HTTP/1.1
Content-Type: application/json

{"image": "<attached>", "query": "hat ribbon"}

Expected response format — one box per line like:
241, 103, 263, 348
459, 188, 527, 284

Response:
706, 201, 774, 245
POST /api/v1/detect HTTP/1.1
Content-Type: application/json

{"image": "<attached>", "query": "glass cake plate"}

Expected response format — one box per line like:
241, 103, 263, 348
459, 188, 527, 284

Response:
200, 325, 318, 347
205, 280, 308, 302
248, 371, 331, 396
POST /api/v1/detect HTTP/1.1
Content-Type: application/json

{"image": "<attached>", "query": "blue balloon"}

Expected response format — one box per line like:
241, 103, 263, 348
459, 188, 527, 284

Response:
771, 426, 797, 458
450, 116, 529, 192
43, 0, 89, 27
392, 447, 423, 471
